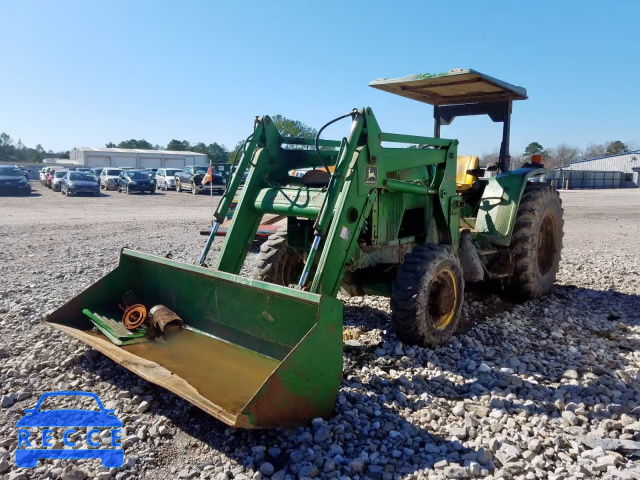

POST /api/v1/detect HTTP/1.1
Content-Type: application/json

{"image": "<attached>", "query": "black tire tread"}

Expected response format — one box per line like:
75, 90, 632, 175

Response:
391, 244, 464, 347
252, 228, 301, 285
507, 183, 564, 299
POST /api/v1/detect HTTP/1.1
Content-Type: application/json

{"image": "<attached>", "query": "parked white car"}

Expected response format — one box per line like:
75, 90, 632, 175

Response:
155, 168, 183, 191
99, 168, 123, 190
51, 169, 69, 192
39, 167, 47, 184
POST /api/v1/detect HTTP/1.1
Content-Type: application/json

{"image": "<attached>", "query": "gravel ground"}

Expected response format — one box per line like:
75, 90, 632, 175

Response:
1, 184, 639, 480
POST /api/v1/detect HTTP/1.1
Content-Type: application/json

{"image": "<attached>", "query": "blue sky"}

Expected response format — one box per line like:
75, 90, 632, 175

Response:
1, 0, 639, 157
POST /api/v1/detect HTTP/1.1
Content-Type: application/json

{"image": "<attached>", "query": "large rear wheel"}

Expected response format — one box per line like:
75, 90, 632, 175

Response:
391, 244, 464, 347
253, 228, 305, 286
506, 183, 563, 299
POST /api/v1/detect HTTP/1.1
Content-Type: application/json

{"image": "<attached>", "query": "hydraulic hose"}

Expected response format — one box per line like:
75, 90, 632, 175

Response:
315, 111, 356, 175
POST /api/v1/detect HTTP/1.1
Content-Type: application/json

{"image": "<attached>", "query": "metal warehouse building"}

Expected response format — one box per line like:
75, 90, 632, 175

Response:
556, 150, 640, 188
69, 147, 208, 170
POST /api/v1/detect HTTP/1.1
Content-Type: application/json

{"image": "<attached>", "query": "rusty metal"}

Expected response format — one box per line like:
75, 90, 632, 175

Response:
122, 304, 147, 330
148, 305, 183, 335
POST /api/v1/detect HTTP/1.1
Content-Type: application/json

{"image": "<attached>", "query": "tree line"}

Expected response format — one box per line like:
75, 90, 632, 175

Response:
104, 138, 232, 164
0, 132, 70, 163
7, 116, 634, 169
0, 115, 317, 165
104, 115, 318, 164
482, 139, 638, 170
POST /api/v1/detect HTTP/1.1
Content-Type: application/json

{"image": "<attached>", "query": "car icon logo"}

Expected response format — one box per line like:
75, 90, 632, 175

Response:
15, 391, 124, 468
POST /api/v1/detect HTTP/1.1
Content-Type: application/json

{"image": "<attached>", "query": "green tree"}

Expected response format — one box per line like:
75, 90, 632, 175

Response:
166, 139, 191, 151
523, 142, 546, 160
271, 115, 317, 139
228, 140, 245, 165
207, 142, 229, 163
117, 139, 156, 150
105, 142, 117, 148
605, 140, 628, 155
187, 142, 229, 162
0, 132, 16, 161
190, 142, 209, 156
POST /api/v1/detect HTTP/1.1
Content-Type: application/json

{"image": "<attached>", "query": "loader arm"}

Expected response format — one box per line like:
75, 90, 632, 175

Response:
216, 108, 458, 297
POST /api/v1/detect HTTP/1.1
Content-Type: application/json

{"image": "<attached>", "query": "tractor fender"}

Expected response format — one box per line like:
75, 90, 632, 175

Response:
474, 167, 544, 247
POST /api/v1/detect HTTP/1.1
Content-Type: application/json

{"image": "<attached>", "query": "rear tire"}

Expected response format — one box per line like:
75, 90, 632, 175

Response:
391, 244, 464, 347
253, 228, 305, 286
506, 183, 563, 299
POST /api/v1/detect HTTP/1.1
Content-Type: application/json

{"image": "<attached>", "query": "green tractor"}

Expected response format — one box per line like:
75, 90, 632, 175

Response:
46, 69, 563, 428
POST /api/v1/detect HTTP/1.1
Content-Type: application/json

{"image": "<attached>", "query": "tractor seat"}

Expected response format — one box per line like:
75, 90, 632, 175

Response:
456, 155, 479, 192
300, 169, 331, 187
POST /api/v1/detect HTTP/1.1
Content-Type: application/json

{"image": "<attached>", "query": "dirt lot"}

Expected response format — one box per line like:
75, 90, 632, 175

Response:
0, 183, 639, 480
1, 184, 222, 226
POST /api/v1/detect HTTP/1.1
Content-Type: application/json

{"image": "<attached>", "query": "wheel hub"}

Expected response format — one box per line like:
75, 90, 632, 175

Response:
428, 268, 458, 330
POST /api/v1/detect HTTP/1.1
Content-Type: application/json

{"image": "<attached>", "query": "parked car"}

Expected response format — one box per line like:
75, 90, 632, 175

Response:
90, 167, 104, 180
39, 167, 48, 184
117, 170, 155, 194
51, 169, 69, 192
176, 165, 226, 195
100, 168, 122, 190
46, 168, 60, 188
143, 169, 157, 182
0, 165, 32, 195
61, 171, 100, 196
155, 168, 182, 191
41, 167, 53, 185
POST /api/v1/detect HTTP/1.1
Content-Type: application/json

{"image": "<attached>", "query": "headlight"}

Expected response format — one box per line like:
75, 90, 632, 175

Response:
150, 180, 155, 184
130, 181, 137, 185
67, 182, 75, 187
222, 178, 227, 184
18, 177, 27, 184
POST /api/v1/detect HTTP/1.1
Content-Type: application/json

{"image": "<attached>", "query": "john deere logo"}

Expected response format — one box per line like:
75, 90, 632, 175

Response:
365, 166, 378, 186
15, 391, 124, 468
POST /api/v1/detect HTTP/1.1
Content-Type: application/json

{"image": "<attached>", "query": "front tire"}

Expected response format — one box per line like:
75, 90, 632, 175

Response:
506, 183, 563, 299
176, 181, 182, 193
192, 183, 198, 195
391, 244, 464, 347
253, 228, 305, 286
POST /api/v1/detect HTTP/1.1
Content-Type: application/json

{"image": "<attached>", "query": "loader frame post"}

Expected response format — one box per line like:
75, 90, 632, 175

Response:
434, 99, 513, 172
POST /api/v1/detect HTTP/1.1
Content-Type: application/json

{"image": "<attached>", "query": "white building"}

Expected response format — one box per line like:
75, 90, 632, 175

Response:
69, 147, 208, 170
559, 150, 640, 188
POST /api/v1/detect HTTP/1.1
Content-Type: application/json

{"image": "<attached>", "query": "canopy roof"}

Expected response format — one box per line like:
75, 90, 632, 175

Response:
369, 69, 527, 106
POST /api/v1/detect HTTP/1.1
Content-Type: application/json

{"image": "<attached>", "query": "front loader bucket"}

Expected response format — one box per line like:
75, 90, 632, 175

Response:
45, 249, 343, 428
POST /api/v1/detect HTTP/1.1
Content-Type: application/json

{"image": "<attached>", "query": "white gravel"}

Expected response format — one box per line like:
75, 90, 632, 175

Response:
0, 185, 639, 480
